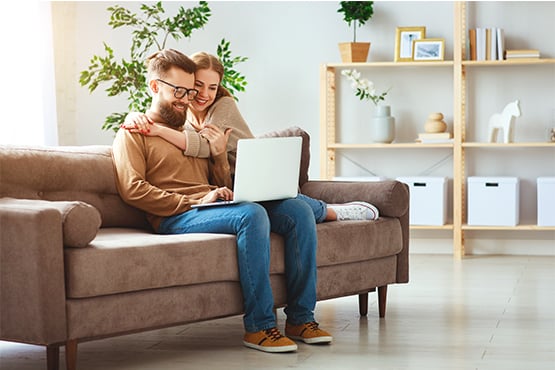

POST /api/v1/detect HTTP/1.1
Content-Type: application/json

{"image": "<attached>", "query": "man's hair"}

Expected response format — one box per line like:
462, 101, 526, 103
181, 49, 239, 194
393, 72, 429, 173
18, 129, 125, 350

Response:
146, 49, 196, 80
190, 51, 232, 99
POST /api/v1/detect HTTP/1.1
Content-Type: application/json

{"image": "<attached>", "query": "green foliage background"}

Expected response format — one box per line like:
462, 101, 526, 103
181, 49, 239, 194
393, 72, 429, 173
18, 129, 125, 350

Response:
79, 1, 248, 133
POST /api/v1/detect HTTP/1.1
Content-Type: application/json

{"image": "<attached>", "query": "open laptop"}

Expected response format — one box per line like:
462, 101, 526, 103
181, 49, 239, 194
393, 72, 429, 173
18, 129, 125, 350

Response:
191, 136, 302, 208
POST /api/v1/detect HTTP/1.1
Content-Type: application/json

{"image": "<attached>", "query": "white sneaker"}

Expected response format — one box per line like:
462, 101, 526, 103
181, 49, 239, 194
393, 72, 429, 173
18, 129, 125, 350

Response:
328, 201, 379, 221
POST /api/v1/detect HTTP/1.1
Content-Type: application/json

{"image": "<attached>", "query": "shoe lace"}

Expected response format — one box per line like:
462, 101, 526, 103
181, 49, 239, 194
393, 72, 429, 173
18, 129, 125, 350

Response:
305, 321, 320, 331
263, 327, 284, 342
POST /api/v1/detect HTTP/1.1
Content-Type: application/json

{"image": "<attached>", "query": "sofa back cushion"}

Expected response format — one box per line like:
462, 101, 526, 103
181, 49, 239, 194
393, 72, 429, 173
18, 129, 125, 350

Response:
0, 145, 149, 229
257, 126, 311, 188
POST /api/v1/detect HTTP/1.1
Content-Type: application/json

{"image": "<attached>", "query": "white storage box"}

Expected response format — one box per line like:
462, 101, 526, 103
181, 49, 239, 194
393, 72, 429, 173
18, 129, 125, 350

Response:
396, 177, 448, 226
537, 177, 555, 226
467, 177, 519, 226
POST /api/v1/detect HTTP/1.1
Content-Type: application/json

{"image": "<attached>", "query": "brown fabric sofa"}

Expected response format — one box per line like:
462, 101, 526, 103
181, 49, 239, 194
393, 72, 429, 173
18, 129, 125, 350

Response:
0, 131, 409, 370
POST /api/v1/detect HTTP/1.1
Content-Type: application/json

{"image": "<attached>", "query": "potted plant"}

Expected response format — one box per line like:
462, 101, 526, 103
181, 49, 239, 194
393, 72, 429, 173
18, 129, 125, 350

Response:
337, 1, 374, 63
79, 1, 248, 133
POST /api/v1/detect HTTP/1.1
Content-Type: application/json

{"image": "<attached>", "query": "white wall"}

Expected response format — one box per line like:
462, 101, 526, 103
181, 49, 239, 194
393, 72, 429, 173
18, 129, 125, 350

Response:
52, 1, 458, 176
50, 1, 555, 254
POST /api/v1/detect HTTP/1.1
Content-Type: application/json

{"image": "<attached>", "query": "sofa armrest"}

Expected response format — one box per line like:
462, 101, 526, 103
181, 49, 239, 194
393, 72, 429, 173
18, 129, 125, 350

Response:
301, 180, 409, 218
301, 180, 410, 283
0, 204, 67, 344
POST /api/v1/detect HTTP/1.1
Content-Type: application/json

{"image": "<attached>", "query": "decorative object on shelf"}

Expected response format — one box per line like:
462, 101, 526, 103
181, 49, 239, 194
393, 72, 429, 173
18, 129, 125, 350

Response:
550, 128, 555, 142
424, 112, 448, 133
341, 69, 392, 142
341, 69, 389, 105
416, 113, 452, 143
337, 1, 374, 63
469, 27, 505, 61
505, 49, 540, 59
394, 26, 425, 62
487, 100, 521, 143
371, 105, 395, 143
412, 38, 445, 61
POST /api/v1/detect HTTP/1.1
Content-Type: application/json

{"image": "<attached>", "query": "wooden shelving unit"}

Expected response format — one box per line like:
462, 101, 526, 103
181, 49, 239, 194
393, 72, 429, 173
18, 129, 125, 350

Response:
320, 1, 555, 258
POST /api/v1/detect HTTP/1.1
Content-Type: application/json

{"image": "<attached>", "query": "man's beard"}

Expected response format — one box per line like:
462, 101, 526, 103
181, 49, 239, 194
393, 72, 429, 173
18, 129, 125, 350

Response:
159, 101, 187, 129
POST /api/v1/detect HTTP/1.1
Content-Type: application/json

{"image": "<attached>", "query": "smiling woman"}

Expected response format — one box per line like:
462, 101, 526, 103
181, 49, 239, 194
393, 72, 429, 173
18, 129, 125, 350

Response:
0, 1, 57, 145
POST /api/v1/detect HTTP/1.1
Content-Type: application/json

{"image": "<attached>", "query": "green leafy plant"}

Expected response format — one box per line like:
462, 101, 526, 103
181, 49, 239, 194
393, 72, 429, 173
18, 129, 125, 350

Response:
337, 1, 374, 42
217, 39, 248, 99
80, 1, 248, 133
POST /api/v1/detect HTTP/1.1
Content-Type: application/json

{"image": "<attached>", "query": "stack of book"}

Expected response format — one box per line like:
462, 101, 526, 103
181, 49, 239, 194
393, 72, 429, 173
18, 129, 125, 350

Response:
505, 49, 540, 59
415, 132, 453, 144
468, 27, 505, 61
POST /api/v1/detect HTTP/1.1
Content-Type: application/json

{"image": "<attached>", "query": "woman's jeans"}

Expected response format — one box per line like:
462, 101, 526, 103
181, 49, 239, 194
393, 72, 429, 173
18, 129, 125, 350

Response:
297, 193, 327, 223
158, 197, 319, 333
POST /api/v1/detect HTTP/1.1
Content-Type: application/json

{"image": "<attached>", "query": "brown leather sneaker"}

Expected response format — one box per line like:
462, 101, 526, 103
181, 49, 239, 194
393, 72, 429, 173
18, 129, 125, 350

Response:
285, 321, 333, 344
243, 327, 298, 353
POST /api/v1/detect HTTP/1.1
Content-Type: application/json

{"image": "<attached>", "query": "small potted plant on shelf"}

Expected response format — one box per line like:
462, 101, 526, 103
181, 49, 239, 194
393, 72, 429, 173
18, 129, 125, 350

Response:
337, 1, 374, 63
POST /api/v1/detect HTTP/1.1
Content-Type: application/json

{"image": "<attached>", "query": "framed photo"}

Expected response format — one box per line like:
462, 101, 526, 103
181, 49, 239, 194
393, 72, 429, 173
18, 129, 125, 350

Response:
413, 38, 445, 61
394, 26, 426, 62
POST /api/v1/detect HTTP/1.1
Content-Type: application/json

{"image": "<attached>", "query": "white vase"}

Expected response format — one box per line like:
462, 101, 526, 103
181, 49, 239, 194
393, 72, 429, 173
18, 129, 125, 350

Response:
372, 105, 395, 143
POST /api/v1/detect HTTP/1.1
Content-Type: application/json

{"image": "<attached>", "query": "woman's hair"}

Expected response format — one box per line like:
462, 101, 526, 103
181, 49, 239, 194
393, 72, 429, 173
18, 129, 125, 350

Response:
190, 52, 232, 99
146, 49, 196, 80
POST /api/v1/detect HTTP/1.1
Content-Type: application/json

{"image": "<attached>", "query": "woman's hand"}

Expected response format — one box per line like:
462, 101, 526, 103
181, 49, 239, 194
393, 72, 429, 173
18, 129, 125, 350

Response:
199, 186, 234, 204
199, 124, 233, 156
121, 112, 154, 135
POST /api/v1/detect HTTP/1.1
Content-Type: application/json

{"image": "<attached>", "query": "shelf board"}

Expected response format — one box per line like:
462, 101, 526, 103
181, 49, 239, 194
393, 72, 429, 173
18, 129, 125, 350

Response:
463, 142, 555, 148
328, 143, 454, 149
463, 58, 555, 66
411, 224, 453, 230
325, 61, 454, 68
463, 224, 555, 231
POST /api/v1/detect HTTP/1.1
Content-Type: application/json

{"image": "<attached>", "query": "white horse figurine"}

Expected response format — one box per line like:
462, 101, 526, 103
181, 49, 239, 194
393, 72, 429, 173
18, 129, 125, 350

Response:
487, 100, 521, 143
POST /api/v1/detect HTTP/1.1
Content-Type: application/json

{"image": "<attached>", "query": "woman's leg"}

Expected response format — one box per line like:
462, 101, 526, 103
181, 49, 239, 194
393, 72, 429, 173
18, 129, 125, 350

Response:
295, 193, 327, 223
296, 193, 379, 222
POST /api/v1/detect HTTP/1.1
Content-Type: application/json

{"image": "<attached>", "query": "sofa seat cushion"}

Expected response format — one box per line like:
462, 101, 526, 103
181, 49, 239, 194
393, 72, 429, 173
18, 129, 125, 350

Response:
65, 218, 402, 299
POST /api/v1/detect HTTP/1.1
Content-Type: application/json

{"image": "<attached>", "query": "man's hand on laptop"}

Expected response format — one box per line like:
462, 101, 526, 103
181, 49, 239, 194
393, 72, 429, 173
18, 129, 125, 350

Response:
200, 186, 234, 204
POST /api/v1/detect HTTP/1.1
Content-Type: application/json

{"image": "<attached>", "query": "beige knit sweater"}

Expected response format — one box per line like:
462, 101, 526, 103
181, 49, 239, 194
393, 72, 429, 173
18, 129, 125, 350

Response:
182, 96, 254, 174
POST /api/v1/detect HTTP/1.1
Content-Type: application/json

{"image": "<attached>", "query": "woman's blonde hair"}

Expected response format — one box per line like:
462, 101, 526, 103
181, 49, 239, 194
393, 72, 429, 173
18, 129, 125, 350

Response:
190, 52, 232, 99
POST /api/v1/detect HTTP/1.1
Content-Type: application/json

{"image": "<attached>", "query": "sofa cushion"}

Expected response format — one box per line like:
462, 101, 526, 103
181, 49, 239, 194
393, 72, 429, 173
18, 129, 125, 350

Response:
0, 145, 149, 230
0, 198, 101, 248
258, 126, 310, 187
64, 218, 403, 298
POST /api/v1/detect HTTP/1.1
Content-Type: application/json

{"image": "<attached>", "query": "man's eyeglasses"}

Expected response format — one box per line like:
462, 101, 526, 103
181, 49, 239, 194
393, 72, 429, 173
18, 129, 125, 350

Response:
156, 79, 199, 101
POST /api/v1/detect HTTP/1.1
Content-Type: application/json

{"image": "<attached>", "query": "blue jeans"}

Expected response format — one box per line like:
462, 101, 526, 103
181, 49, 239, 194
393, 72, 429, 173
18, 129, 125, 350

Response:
297, 193, 327, 223
158, 197, 318, 333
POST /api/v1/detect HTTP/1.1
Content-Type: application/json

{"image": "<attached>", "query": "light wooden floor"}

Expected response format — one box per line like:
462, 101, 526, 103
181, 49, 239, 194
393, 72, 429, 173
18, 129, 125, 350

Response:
1, 254, 554, 370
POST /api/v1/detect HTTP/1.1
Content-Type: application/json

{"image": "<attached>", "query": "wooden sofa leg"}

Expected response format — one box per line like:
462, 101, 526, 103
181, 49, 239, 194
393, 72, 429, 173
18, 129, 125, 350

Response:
46, 345, 60, 370
358, 292, 368, 316
65, 340, 78, 370
378, 285, 388, 318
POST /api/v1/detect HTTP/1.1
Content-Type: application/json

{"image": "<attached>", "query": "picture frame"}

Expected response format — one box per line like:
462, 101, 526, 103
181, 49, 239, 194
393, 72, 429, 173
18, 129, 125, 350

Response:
412, 38, 445, 61
394, 26, 426, 62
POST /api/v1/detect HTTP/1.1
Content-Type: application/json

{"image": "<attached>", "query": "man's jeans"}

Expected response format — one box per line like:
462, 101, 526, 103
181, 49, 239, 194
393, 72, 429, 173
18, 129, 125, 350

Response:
158, 197, 318, 333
